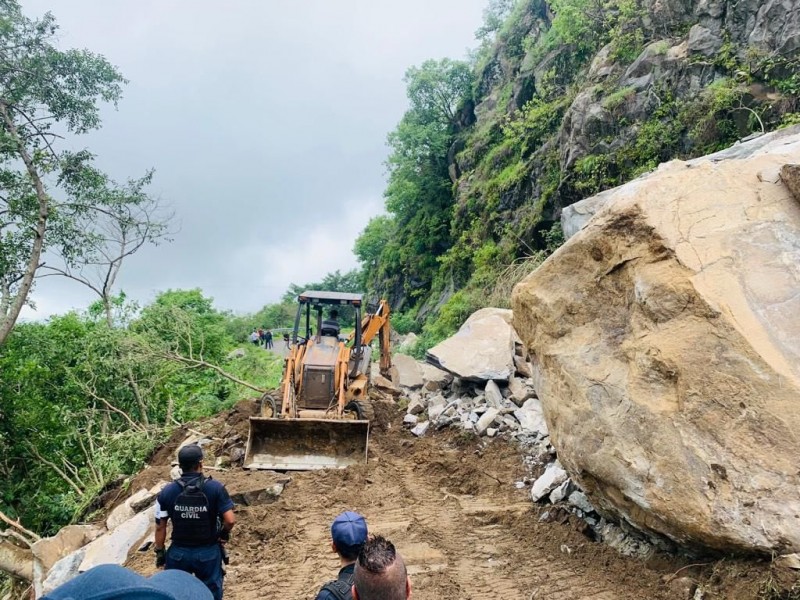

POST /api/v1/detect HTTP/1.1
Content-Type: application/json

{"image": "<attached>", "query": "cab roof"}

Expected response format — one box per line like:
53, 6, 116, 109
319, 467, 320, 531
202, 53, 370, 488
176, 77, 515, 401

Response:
298, 290, 363, 305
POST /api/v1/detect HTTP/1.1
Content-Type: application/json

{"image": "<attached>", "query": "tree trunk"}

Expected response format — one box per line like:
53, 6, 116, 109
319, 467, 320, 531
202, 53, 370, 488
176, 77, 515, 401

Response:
0, 102, 49, 348
0, 541, 33, 581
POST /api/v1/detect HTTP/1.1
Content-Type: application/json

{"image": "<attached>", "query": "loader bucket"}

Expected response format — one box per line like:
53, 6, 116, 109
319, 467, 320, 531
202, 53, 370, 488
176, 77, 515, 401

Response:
244, 417, 370, 471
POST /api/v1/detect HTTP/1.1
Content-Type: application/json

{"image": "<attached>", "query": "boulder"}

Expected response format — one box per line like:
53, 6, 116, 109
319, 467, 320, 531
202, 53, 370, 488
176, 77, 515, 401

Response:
42, 548, 86, 596
32, 525, 102, 574
392, 354, 424, 389
79, 510, 152, 572
106, 488, 153, 530
372, 373, 401, 397
426, 308, 516, 382
419, 363, 454, 391
513, 128, 800, 553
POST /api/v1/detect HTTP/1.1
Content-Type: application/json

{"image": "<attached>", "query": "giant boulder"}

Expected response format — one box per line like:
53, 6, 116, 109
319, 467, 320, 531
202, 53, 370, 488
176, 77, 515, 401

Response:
513, 128, 800, 554
426, 308, 517, 382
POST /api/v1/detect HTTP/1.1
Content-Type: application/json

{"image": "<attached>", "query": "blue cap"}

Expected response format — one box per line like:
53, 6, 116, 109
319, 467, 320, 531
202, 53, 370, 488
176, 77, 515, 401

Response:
43, 564, 212, 600
331, 511, 368, 555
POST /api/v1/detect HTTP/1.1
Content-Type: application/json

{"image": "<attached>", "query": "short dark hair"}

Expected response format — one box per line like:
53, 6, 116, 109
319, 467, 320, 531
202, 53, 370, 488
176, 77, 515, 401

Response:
330, 309, 338, 318
354, 535, 407, 600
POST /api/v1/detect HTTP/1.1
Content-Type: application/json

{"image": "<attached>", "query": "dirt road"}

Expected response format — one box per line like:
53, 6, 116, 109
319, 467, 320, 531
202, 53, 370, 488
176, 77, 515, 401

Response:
126, 400, 782, 600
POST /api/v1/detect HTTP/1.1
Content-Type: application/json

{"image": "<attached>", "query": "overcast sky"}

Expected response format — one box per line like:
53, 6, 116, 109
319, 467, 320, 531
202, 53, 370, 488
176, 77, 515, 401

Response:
19, 0, 487, 318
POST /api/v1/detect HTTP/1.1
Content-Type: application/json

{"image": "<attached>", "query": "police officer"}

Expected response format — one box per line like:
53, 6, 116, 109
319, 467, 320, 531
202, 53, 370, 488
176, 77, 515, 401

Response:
154, 444, 235, 600
314, 511, 369, 600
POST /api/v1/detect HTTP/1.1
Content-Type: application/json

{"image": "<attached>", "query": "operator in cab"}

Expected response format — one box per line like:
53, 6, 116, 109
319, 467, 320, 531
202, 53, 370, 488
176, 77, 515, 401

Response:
321, 308, 341, 337
154, 444, 235, 600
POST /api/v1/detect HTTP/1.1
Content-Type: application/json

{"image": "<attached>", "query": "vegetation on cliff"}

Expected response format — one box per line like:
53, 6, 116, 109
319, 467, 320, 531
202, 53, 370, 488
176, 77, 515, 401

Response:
356, 0, 800, 352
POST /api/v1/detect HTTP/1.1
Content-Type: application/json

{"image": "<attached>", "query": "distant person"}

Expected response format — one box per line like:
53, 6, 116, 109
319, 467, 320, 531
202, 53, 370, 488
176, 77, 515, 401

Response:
353, 535, 411, 600
283, 332, 291, 348
265, 329, 273, 349
257, 327, 265, 346
314, 511, 369, 600
154, 444, 235, 600
249, 329, 259, 346
321, 309, 340, 337
42, 564, 212, 600
259, 327, 268, 347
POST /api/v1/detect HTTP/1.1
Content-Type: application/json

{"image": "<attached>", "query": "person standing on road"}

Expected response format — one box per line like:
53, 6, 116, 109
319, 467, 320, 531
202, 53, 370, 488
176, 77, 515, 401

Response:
266, 329, 273, 349
154, 444, 235, 600
353, 535, 412, 600
249, 329, 259, 345
314, 511, 369, 600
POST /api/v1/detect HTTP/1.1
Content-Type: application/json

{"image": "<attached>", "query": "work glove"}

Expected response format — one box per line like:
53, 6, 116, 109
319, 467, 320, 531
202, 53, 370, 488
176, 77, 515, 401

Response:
155, 547, 166, 568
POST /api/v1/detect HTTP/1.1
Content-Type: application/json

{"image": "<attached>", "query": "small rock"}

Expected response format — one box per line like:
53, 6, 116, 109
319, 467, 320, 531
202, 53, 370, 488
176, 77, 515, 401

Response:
403, 414, 419, 427
230, 447, 245, 464
486, 427, 498, 437
530, 461, 569, 502
776, 553, 800, 570
514, 355, 533, 378
484, 380, 504, 408
226, 348, 246, 359
568, 491, 596, 514
508, 377, 535, 406
373, 374, 401, 396
407, 398, 425, 415
411, 421, 430, 437
462, 420, 475, 432
475, 407, 500, 435
549, 479, 573, 504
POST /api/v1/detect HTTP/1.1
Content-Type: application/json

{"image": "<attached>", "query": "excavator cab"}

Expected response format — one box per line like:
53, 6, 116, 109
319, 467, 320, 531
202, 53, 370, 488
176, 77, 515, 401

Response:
245, 291, 390, 471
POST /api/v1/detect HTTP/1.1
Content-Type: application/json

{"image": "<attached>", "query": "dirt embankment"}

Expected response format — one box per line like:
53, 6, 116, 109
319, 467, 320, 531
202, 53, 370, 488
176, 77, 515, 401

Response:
122, 400, 797, 600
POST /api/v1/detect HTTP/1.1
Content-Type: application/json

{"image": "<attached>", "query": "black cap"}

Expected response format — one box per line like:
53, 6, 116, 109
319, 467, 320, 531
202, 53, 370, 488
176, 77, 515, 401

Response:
177, 444, 203, 468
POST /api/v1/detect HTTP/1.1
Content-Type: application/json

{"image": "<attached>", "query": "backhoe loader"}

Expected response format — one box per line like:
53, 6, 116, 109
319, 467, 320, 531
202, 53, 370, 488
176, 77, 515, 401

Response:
244, 291, 391, 470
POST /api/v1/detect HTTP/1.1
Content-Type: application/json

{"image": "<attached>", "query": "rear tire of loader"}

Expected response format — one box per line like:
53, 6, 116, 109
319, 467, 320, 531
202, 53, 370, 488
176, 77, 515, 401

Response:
345, 400, 375, 422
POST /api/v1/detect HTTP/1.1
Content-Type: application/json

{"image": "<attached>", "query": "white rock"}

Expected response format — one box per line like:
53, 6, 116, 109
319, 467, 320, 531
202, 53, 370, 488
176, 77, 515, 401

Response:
392, 354, 424, 389
426, 308, 517, 382
403, 414, 419, 426
106, 488, 152, 530
79, 510, 152, 572
42, 549, 86, 595
514, 398, 548, 436
420, 362, 454, 391
486, 428, 498, 437
428, 403, 446, 422
549, 479, 573, 504
508, 377, 535, 406
530, 461, 569, 502
484, 380, 504, 408
475, 407, 500, 436
410, 421, 430, 437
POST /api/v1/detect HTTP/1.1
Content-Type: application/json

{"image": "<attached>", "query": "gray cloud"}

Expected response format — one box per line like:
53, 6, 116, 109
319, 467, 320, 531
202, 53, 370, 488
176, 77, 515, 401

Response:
19, 0, 486, 317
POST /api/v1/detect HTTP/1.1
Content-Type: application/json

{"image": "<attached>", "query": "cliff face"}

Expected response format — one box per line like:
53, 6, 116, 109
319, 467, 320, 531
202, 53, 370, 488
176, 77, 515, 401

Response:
442, 0, 800, 295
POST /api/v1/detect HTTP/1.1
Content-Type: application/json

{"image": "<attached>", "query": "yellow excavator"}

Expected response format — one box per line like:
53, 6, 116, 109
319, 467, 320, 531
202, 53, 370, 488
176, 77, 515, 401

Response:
244, 291, 391, 470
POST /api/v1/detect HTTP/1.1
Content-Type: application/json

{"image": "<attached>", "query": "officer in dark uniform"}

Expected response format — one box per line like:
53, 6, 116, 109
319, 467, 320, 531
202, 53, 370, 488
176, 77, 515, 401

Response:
314, 511, 369, 600
154, 444, 235, 600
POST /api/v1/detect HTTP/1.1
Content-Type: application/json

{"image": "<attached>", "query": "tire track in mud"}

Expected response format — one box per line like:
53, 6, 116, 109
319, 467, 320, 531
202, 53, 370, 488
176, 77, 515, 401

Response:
126, 402, 674, 600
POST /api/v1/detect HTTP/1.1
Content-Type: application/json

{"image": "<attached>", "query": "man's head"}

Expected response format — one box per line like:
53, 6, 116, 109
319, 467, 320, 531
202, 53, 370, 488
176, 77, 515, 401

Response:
330, 309, 338, 320
177, 444, 203, 473
330, 511, 368, 561
353, 535, 411, 600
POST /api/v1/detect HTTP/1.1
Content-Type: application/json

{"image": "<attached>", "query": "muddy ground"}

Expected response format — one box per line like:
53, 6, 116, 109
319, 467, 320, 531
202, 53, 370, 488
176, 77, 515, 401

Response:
121, 399, 798, 600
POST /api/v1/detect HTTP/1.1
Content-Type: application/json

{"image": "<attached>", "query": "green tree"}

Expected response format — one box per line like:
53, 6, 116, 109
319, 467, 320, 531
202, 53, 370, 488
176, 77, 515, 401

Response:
356, 59, 473, 304
0, 1, 153, 345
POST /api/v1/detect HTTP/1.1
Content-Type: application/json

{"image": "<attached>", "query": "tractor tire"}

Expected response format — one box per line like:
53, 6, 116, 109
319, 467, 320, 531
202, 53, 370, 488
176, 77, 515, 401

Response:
345, 400, 375, 422
259, 393, 278, 418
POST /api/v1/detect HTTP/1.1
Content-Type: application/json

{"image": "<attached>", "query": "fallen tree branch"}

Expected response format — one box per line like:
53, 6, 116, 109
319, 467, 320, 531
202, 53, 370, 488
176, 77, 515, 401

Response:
160, 351, 266, 393
0, 540, 33, 581
0, 510, 39, 542
27, 444, 84, 497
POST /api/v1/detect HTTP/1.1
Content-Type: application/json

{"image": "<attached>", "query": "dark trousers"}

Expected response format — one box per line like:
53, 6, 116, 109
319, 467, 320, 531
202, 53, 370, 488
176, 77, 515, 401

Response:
166, 543, 223, 600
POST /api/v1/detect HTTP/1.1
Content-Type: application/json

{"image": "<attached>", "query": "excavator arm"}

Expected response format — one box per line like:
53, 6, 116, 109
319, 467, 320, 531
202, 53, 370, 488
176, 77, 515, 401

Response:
350, 300, 392, 377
